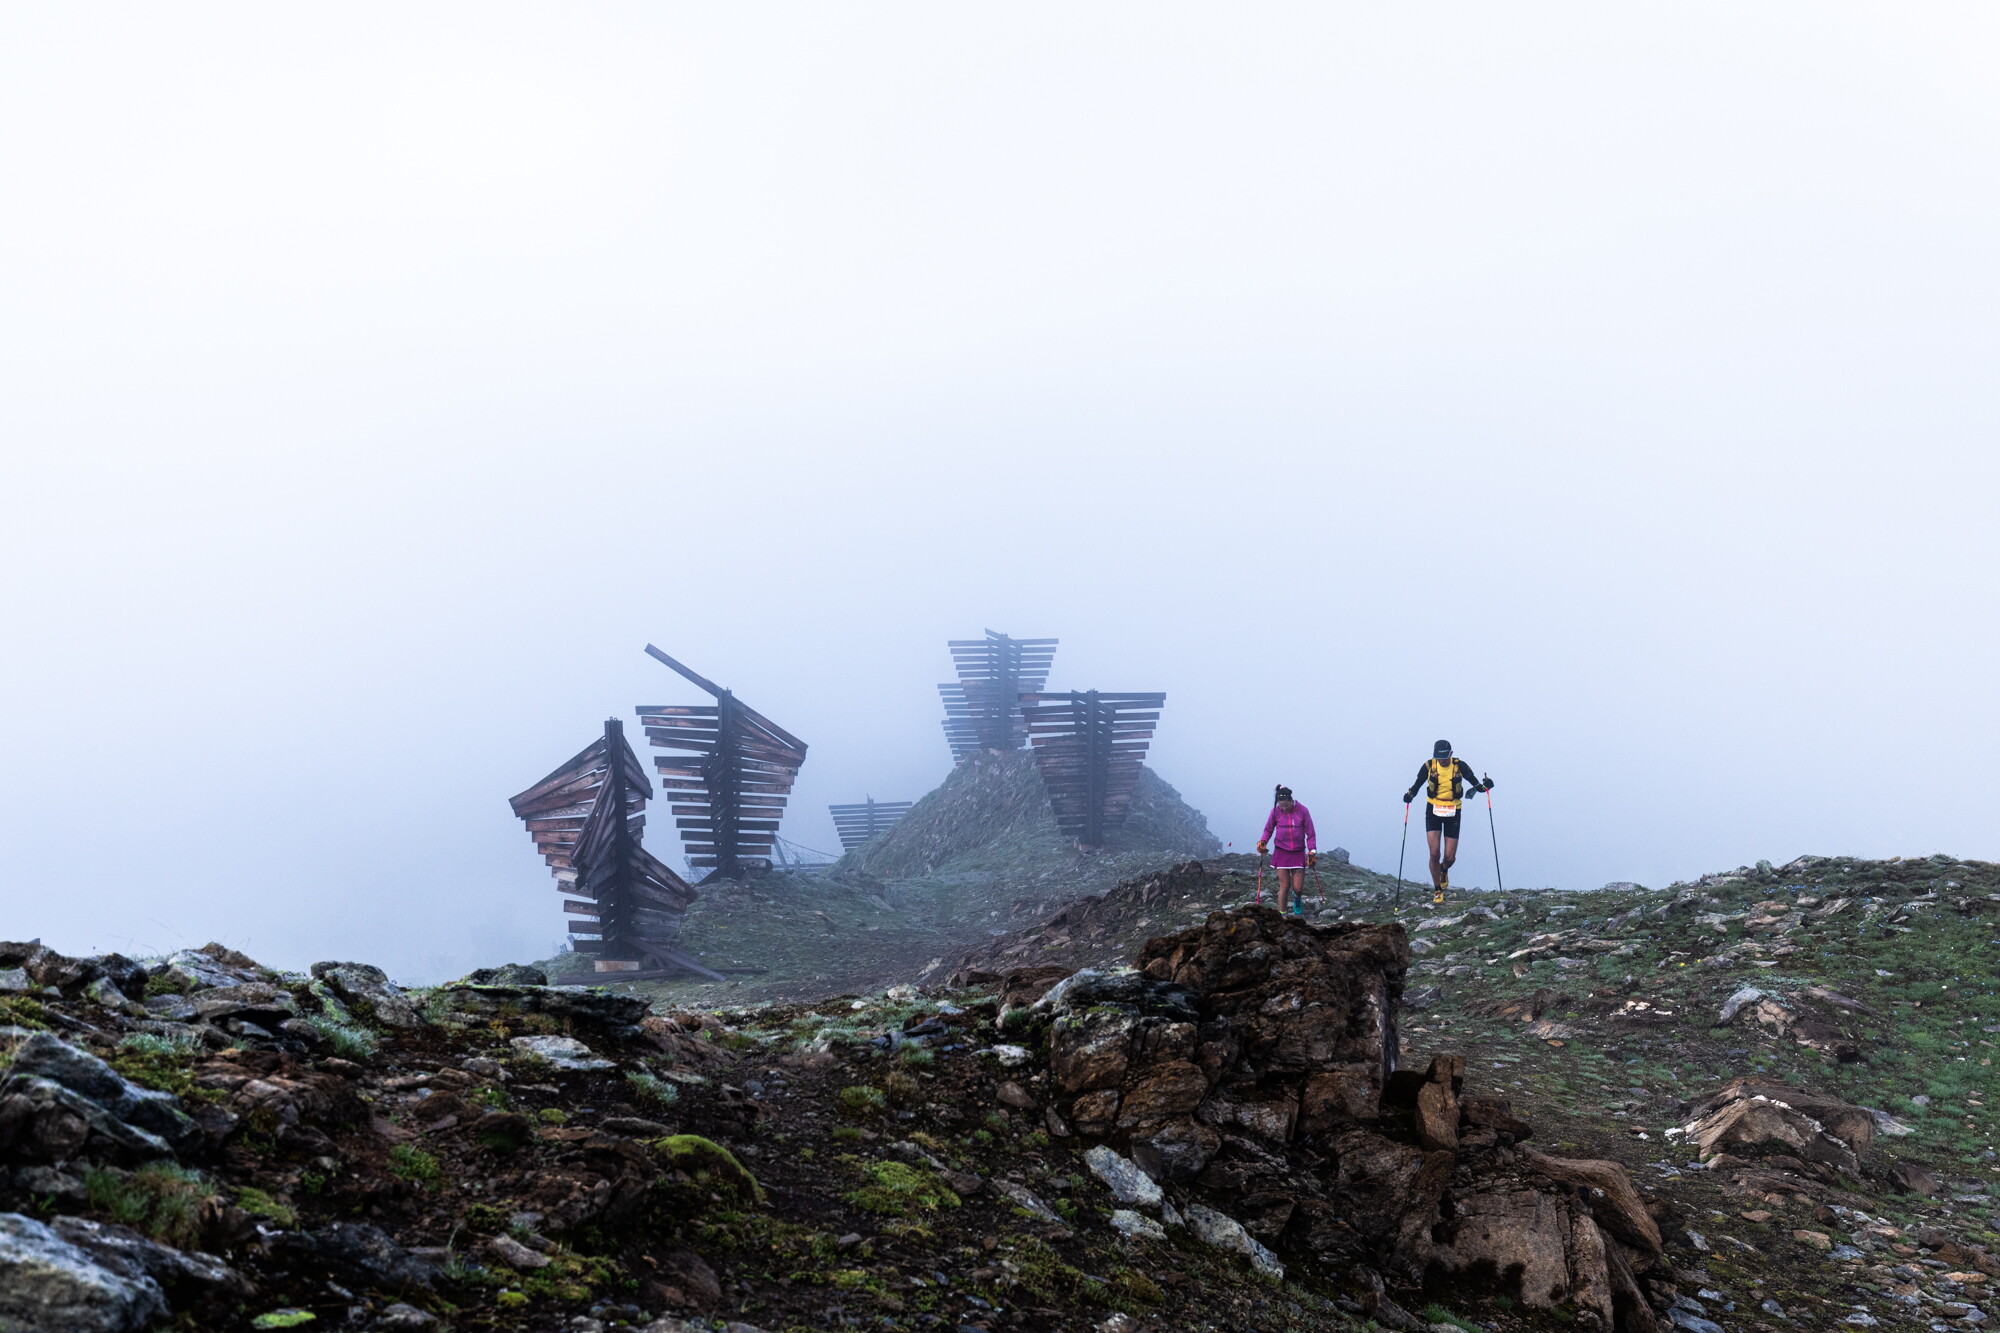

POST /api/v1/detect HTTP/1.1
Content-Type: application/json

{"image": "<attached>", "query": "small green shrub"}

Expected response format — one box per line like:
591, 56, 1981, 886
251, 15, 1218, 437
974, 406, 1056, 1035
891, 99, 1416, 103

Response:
625, 1071, 680, 1106
468, 1084, 512, 1111
112, 1033, 201, 1097
387, 1145, 442, 1188
836, 1085, 886, 1118
299, 1015, 378, 1060
881, 1071, 922, 1108
83, 1164, 211, 1247
832, 1127, 864, 1144
536, 1108, 569, 1125
897, 1045, 935, 1067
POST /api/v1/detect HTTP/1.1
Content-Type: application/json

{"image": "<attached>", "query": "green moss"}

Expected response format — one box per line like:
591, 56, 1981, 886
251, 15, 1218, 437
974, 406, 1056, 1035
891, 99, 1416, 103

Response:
897, 1045, 935, 1067
387, 1144, 442, 1188
836, 1085, 886, 1118
832, 1127, 864, 1145
536, 1107, 569, 1125
495, 1291, 530, 1310
0, 996, 48, 1031
143, 971, 196, 999
235, 1186, 296, 1227
841, 1159, 960, 1217
251, 1311, 317, 1328
651, 1134, 763, 1203
1111, 1269, 1165, 1306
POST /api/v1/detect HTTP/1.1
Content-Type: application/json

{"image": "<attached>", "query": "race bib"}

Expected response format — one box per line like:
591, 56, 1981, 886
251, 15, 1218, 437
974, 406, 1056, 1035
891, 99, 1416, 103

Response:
1430, 804, 1457, 819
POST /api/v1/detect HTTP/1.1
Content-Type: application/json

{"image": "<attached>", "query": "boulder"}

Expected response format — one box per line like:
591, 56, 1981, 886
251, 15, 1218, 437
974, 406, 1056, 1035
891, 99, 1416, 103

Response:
0, 1211, 169, 1332
509, 1035, 615, 1071
271, 1222, 437, 1292
0, 1033, 199, 1165
1185, 1204, 1284, 1281
1084, 1145, 1163, 1209
48, 1216, 254, 1303
309, 962, 425, 1029
1680, 1079, 1875, 1176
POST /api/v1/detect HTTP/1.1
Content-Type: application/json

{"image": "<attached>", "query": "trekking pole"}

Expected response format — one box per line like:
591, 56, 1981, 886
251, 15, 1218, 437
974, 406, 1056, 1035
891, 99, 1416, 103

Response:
1255, 849, 1266, 905
1394, 802, 1409, 910
1483, 774, 1504, 894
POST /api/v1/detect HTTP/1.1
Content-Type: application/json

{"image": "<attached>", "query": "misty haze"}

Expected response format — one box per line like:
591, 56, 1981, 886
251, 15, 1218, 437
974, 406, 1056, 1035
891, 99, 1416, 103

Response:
1, 8, 1996, 1333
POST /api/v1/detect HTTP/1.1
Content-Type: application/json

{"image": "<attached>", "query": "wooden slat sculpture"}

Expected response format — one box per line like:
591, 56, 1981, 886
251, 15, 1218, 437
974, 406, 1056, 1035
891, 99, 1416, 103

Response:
939, 630, 1059, 760
639, 644, 808, 882
1020, 690, 1167, 850
508, 718, 720, 981
828, 798, 915, 851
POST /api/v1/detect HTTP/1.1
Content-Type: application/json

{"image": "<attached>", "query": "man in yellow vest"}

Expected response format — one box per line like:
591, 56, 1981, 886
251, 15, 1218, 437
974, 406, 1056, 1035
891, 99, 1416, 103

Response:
1402, 739, 1493, 905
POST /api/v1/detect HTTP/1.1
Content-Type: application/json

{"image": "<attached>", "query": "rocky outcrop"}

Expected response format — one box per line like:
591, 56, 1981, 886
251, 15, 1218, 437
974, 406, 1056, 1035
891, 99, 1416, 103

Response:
309, 961, 426, 1029
1040, 905, 1665, 1329
437, 982, 651, 1030
0, 1033, 200, 1165
1677, 1078, 1876, 1177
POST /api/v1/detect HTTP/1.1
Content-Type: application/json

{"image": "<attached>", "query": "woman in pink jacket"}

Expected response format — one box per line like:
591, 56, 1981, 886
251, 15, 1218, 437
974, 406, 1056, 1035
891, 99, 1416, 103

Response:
1257, 784, 1317, 917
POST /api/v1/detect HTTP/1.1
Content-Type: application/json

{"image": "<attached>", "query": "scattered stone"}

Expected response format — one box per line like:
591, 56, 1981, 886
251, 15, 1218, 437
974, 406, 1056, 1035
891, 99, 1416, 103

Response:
1108, 1209, 1166, 1241
1185, 1204, 1284, 1281
508, 1036, 614, 1071
1794, 1229, 1833, 1250
1083, 1145, 1162, 1209
992, 1180, 1063, 1225
486, 1234, 551, 1270
375, 1303, 438, 1329
987, 1045, 1033, 1068
995, 1081, 1036, 1110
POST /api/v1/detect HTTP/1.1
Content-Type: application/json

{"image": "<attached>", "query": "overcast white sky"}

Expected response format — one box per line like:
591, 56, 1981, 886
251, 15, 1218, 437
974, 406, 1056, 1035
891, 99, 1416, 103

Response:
3, 6, 1996, 981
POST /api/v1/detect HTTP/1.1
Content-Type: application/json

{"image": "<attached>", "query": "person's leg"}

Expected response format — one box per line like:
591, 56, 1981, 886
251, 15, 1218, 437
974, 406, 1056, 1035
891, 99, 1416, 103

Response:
1426, 829, 1445, 888
1441, 836, 1459, 881
1284, 869, 1305, 913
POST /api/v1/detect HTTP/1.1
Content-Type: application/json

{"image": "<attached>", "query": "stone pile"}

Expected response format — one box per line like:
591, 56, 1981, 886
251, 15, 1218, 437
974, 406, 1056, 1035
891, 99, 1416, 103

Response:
1035, 905, 1669, 1332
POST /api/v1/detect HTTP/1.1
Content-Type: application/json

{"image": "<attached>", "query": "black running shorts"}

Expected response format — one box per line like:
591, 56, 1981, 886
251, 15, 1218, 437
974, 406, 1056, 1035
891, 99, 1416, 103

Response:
1424, 809, 1462, 838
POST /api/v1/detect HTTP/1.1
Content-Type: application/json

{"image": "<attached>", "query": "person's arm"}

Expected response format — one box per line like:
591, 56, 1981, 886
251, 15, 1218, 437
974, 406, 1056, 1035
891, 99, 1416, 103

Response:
1460, 760, 1490, 793
1302, 807, 1317, 850
1258, 807, 1276, 852
1404, 763, 1427, 803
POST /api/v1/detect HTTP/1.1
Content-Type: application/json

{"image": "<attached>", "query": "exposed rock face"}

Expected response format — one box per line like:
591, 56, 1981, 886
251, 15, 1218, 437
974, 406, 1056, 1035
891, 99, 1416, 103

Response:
0, 1211, 170, 1333
0, 1033, 200, 1165
1680, 1078, 1876, 1177
1041, 905, 1665, 1329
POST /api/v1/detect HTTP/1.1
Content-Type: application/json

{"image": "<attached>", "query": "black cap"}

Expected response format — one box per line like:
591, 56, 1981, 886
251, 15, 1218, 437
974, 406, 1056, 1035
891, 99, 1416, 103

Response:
1433, 739, 1452, 759
1274, 784, 1292, 801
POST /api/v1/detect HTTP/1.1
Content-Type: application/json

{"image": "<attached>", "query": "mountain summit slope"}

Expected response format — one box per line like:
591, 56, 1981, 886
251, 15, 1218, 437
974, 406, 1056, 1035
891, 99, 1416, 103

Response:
832, 749, 1221, 881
